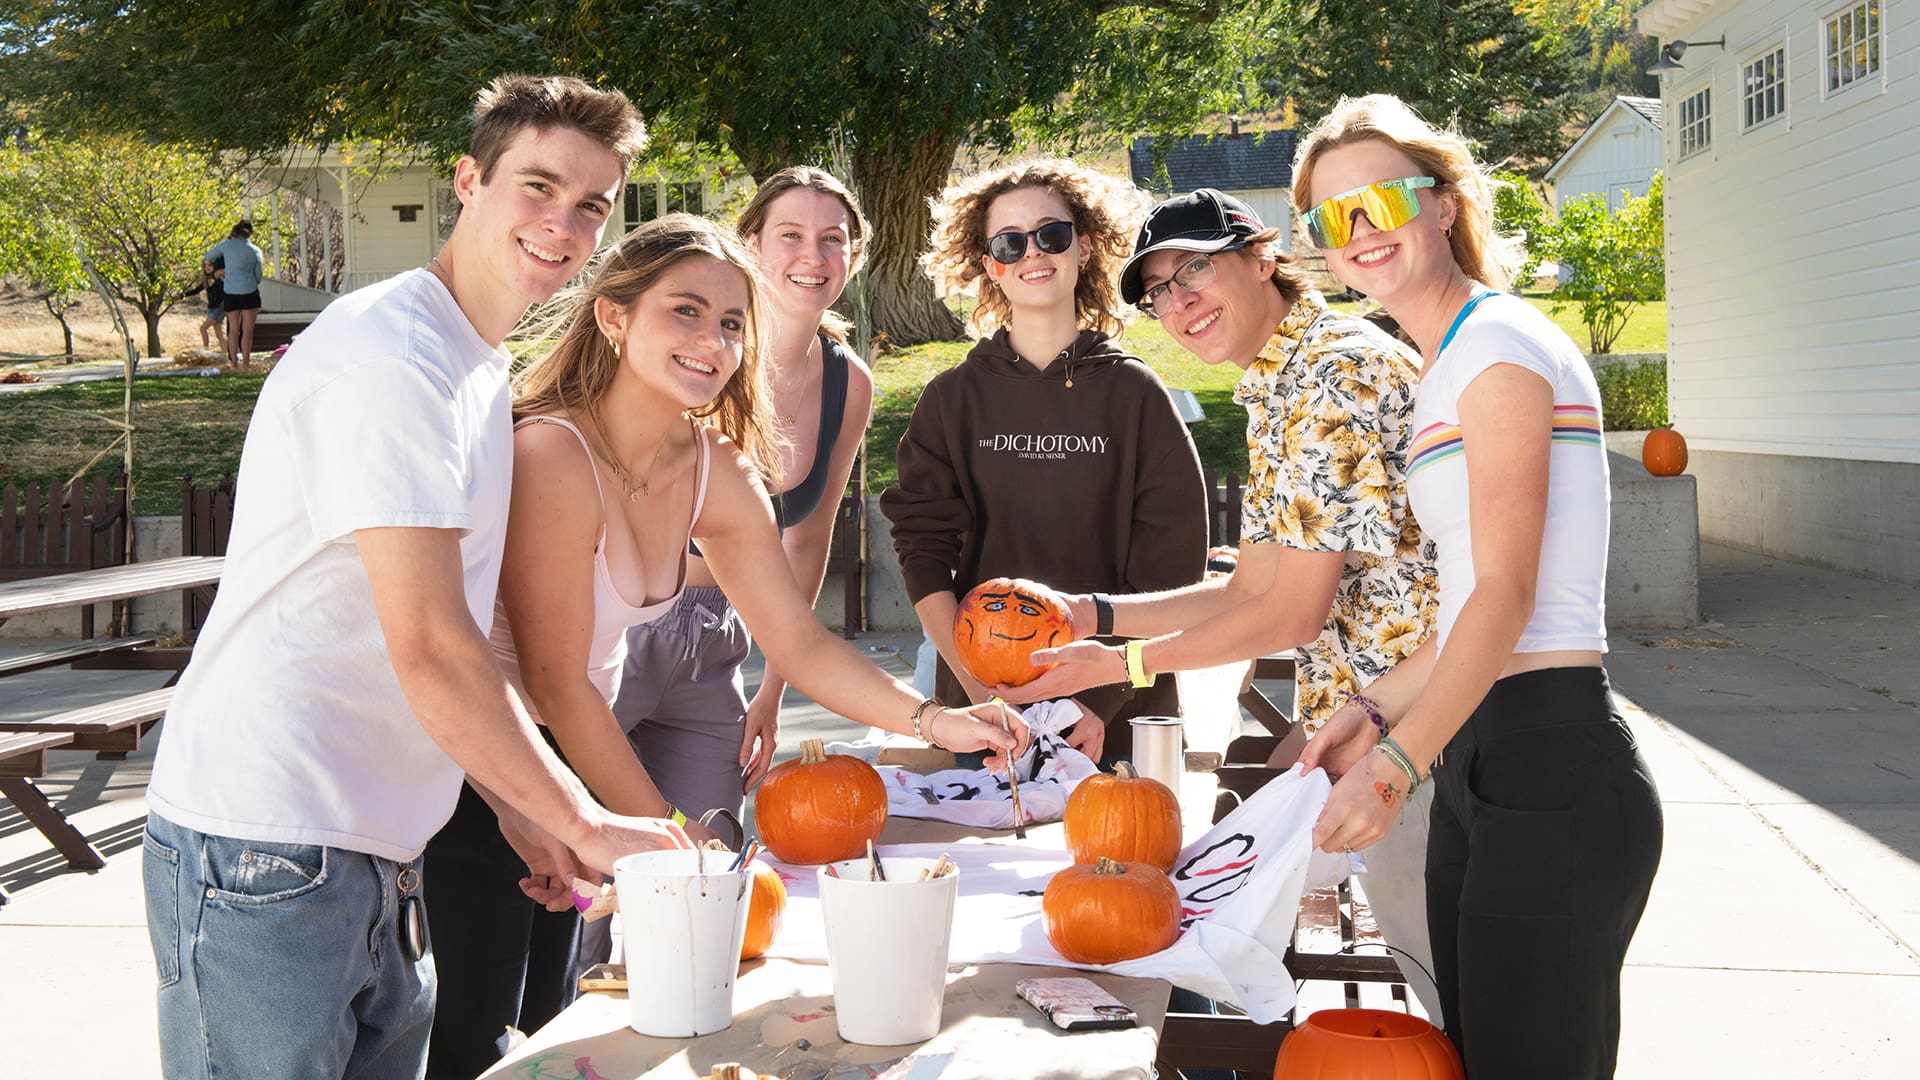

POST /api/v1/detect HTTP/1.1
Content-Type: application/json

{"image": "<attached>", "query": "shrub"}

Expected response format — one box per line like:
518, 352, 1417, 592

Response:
1594, 360, 1668, 430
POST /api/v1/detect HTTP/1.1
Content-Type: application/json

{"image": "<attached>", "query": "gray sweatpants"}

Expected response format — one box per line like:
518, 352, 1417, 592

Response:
1356, 782, 1444, 1026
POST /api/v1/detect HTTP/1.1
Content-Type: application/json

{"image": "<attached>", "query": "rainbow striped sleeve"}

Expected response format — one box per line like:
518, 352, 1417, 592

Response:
1409, 405, 1603, 478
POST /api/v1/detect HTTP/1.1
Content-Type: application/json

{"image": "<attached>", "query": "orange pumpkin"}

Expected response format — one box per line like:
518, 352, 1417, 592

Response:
755, 738, 888, 865
738, 861, 787, 960
1042, 856, 1182, 965
953, 577, 1075, 687
1642, 427, 1688, 477
1064, 761, 1183, 871
1274, 1008, 1463, 1078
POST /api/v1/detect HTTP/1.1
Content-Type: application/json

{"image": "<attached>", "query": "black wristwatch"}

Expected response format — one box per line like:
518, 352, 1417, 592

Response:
1092, 592, 1114, 637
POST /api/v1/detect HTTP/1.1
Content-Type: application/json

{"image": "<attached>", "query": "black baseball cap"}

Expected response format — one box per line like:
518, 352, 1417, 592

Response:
1119, 189, 1265, 305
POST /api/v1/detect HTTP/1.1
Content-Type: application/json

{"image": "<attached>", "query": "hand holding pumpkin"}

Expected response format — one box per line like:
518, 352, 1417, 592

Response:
952, 577, 1076, 688
994, 638, 1126, 705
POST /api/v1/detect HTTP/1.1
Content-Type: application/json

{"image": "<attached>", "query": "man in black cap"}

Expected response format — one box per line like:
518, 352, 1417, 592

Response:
1003, 188, 1445, 1024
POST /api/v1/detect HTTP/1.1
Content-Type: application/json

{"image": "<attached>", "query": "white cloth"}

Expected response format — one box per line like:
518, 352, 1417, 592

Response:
149, 269, 514, 862
761, 765, 1350, 1023
863, 700, 1098, 830
1408, 291, 1610, 653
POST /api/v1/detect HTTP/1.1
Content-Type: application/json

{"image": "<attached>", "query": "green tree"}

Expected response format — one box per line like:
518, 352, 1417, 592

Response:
1277, 0, 1580, 171
13, 136, 239, 356
1492, 170, 1553, 289
1545, 171, 1664, 353
0, 145, 89, 359
4, 0, 1278, 347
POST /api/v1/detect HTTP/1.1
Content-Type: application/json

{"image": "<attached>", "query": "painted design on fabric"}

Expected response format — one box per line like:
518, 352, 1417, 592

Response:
1231, 291, 1438, 732
1408, 405, 1602, 480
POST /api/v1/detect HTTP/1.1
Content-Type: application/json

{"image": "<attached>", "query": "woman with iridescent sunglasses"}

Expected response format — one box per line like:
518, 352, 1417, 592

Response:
1292, 95, 1662, 1078
881, 158, 1208, 767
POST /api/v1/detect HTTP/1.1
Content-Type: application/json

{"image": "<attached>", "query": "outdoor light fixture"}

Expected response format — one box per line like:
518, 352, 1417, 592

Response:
1648, 36, 1726, 74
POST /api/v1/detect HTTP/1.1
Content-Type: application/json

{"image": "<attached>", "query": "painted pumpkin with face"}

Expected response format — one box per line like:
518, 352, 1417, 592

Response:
953, 577, 1075, 687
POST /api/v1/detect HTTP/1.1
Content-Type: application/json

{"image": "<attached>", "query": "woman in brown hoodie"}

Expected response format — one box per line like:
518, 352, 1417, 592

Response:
882, 158, 1209, 765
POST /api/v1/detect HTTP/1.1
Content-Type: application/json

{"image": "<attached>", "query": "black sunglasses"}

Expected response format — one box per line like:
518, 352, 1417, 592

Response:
987, 220, 1076, 265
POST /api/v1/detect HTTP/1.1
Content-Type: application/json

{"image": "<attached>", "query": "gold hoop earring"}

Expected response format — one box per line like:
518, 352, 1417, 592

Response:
606, 334, 622, 360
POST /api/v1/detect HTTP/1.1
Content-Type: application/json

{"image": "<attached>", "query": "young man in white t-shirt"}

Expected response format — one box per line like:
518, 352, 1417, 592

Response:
143, 75, 690, 1079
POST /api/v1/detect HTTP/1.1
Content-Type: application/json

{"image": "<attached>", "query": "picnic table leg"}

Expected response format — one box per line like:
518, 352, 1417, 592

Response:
0, 777, 108, 870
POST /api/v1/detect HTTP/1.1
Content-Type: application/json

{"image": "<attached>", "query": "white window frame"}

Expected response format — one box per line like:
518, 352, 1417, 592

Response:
1821, 0, 1884, 99
1741, 40, 1790, 132
1676, 80, 1714, 162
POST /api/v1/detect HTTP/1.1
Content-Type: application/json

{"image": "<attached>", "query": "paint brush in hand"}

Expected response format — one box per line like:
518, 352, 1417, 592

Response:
995, 698, 1027, 839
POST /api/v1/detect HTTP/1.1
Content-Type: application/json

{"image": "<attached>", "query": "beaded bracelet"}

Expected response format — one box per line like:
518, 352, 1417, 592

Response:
1336, 689, 1390, 739
910, 698, 943, 748
1374, 736, 1423, 796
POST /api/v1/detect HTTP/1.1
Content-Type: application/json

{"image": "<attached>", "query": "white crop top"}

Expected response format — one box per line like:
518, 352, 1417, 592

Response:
1405, 291, 1610, 654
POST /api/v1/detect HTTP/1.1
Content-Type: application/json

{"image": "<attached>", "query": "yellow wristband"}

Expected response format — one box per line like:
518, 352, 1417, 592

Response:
666, 805, 688, 828
1125, 639, 1153, 689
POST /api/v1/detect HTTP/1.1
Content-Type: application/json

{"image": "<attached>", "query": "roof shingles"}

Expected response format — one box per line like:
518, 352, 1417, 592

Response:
1129, 130, 1297, 194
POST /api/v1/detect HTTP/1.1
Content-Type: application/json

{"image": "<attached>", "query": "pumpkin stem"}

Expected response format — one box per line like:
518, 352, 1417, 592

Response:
1094, 856, 1127, 875
702, 838, 732, 852
1114, 761, 1137, 780
713, 1065, 746, 1080
800, 737, 826, 765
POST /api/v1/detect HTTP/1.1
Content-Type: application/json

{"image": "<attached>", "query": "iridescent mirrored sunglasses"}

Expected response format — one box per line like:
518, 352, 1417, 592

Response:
1302, 176, 1437, 249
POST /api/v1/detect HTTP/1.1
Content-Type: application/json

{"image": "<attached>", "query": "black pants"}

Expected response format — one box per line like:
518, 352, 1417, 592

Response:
1427, 667, 1661, 1079
422, 781, 581, 1079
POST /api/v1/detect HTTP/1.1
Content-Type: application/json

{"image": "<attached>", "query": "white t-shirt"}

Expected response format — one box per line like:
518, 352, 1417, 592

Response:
1405, 292, 1610, 654
148, 269, 514, 862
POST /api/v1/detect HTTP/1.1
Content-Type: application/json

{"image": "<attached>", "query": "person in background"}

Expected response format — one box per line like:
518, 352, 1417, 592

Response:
144, 74, 690, 1080
882, 157, 1207, 769
1000, 187, 1444, 1024
204, 220, 263, 362
1293, 94, 1661, 1077
428, 213, 1026, 1078
186, 253, 225, 351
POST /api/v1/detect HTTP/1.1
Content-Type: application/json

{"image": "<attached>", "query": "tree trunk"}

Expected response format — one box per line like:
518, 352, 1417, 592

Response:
142, 309, 163, 357
852, 130, 965, 348
43, 297, 75, 360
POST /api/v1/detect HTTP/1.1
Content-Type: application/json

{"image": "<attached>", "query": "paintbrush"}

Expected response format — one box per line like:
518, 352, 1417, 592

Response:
867, 837, 886, 881
995, 698, 1027, 839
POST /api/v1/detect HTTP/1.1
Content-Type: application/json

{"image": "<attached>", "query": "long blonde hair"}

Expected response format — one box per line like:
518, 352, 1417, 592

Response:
926, 158, 1145, 338
514, 213, 784, 487
735, 166, 869, 347
1291, 94, 1521, 291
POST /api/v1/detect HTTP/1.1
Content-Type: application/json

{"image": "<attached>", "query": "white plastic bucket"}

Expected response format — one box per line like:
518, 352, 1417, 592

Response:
817, 855, 960, 1045
612, 848, 751, 1037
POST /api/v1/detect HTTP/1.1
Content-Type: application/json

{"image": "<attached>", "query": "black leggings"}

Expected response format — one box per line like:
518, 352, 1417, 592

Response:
1427, 667, 1661, 1079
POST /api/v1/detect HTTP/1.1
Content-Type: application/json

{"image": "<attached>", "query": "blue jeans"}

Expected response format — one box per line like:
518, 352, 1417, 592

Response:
143, 813, 435, 1079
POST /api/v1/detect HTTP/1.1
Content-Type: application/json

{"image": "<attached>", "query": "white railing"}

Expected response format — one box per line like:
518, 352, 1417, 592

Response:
343, 270, 406, 294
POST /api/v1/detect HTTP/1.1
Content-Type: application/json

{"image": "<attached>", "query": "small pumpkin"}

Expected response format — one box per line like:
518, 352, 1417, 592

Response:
738, 861, 787, 961
953, 577, 1075, 687
1274, 1008, 1463, 1079
1642, 427, 1688, 477
1042, 856, 1182, 965
1064, 761, 1183, 871
754, 738, 888, 865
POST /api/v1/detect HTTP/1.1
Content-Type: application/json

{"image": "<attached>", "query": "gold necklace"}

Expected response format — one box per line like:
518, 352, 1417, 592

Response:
591, 417, 666, 502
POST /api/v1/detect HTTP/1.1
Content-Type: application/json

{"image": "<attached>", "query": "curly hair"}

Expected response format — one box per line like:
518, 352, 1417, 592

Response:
926, 158, 1147, 338
1291, 94, 1522, 291
512, 213, 784, 488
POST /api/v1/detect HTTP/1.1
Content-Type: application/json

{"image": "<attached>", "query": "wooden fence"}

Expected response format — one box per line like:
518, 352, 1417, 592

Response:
0, 472, 130, 581
180, 475, 236, 633
1204, 469, 1245, 548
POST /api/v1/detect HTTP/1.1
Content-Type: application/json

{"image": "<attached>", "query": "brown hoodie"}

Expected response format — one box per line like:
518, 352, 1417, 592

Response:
881, 329, 1209, 753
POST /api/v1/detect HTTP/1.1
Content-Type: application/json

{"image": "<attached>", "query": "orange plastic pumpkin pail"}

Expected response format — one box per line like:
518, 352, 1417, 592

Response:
1274, 1008, 1463, 1079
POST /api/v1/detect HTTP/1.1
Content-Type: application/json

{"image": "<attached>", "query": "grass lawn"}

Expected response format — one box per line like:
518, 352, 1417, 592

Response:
0, 373, 263, 515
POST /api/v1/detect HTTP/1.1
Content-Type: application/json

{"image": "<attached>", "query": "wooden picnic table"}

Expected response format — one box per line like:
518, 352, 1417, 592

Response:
0, 555, 223, 625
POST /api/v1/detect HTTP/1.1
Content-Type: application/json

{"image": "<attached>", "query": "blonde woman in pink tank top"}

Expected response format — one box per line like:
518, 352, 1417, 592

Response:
424, 215, 1029, 1075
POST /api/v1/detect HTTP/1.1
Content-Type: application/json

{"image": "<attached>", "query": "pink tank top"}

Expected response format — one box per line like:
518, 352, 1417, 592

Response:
489, 415, 711, 712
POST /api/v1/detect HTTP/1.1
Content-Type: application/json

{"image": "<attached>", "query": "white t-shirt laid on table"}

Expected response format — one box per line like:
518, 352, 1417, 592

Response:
1404, 291, 1610, 655
148, 269, 514, 863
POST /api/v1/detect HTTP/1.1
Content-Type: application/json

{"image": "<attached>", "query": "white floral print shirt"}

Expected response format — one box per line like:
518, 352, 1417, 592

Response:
1234, 291, 1439, 732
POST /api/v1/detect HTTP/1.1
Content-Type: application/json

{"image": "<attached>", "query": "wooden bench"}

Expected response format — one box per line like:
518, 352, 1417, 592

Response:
0, 635, 158, 679
3, 685, 174, 758
821, 448, 866, 639
0, 730, 99, 900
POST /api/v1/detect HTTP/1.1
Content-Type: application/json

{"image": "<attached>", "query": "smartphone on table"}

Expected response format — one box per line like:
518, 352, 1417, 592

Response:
1016, 976, 1139, 1031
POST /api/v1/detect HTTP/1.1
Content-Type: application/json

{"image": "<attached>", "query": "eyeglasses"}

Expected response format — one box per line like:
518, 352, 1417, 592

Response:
987, 220, 1076, 265
1137, 249, 1238, 319
1301, 176, 1437, 249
